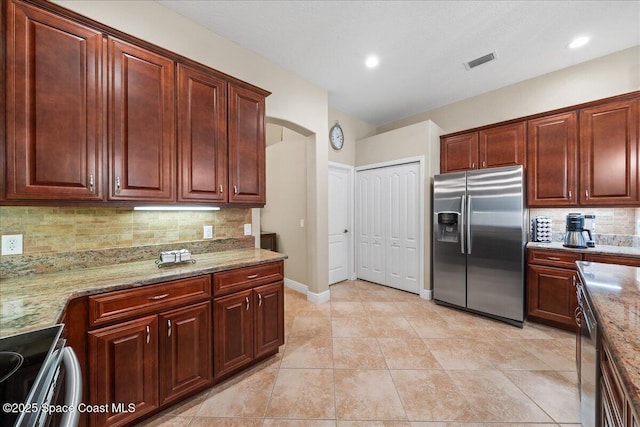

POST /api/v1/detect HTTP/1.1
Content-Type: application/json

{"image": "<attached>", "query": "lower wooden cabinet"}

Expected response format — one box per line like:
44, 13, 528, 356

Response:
88, 315, 159, 427
600, 338, 639, 427
213, 281, 284, 379
527, 249, 581, 331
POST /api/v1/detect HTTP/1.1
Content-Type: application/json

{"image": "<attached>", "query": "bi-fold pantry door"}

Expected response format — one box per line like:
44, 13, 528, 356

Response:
356, 162, 421, 294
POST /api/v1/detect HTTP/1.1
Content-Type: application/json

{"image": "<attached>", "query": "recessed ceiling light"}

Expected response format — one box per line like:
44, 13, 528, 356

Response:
569, 36, 590, 49
365, 55, 379, 68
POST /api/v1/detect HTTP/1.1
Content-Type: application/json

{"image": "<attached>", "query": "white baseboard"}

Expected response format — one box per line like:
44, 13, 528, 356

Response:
307, 289, 331, 304
284, 278, 308, 295
420, 288, 433, 300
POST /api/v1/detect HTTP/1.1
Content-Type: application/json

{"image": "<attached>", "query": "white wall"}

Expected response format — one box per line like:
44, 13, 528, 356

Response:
262, 128, 308, 285
378, 46, 640, 134
54, 0, 331, 295
355, 121, 443, 294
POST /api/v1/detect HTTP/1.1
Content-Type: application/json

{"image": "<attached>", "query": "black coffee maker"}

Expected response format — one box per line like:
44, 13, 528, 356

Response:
563, 213, 594, 248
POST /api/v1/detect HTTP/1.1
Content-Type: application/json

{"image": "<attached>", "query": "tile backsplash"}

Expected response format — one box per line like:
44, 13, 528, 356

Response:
0, 206, 251, 255
529, 207, 640, 246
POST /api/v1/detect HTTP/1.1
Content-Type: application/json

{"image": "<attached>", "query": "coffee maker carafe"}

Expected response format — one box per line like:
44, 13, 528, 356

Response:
563, 213, 594, 248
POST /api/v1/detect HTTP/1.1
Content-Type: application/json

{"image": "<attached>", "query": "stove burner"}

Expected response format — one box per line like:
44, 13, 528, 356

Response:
0, 351, 24, 383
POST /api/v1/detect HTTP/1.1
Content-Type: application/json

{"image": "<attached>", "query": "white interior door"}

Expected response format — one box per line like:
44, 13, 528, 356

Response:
356, 169, 386, 284
328, 163, 353, 285
386, 163, 420, 293
356, 161, 422, 294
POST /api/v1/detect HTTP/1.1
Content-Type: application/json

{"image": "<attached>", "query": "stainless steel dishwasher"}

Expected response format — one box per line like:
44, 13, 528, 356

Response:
576, 280, 599, 427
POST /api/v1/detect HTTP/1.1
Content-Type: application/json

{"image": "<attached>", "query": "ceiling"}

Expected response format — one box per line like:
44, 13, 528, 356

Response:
156, 1, 640, 126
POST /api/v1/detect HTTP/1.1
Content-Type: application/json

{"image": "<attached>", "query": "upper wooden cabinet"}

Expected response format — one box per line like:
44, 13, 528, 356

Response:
5, 1, 103, 201
177, 64, 228, 203
228, 84, 267, 205
440, 122, 525, 173
108, 37, 176, 202
579, 98, 639, 206
3, 0, 270, 206
440, 132, 478, 172
527, 112, 578, 207
478, 122, 526, 169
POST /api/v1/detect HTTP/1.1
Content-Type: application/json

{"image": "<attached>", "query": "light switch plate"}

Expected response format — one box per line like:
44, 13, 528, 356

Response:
203, 225, 213, 239
244, 224, 252, 236
2, 234, 23, 255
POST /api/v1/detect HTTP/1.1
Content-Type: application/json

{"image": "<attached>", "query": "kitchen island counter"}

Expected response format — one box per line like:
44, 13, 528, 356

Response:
0, 248, 287, 336
576, 261, 640, 421
528, 241, 640, 257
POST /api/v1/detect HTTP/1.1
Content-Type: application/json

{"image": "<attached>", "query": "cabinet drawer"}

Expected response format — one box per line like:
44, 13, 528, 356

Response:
213, 261, 284, 297
89, 275, 212, 327
528, 249, 582, 269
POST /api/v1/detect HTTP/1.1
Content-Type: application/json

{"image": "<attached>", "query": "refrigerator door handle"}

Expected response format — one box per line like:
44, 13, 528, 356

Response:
466, 195, 472, 254
460, 195, 466, 254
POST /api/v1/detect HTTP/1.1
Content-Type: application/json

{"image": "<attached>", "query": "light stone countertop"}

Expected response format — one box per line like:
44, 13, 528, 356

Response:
576, 261, 640, 420
527, 241, 640, 257
0, 248, 287, 337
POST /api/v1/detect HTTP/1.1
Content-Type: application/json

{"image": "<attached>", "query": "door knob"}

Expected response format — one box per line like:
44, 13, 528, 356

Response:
343, 229, 348, 234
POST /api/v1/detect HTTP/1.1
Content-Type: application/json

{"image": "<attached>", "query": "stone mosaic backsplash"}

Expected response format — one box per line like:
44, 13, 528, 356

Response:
529, 207, 640, 247
0, 206, 253, 278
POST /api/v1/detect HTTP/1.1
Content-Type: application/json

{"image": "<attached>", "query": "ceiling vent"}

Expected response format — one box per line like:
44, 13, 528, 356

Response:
464, 51, 497, 70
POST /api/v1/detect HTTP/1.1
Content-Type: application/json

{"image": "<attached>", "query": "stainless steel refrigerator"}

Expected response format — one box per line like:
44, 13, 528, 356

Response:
433, 165, 526, 326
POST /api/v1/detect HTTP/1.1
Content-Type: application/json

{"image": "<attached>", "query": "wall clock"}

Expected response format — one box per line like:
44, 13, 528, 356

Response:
329, 122, 344, 150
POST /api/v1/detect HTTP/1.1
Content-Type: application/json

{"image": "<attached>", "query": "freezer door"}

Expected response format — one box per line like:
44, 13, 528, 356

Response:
466, 166, 525, 322
433, 172, 467, 307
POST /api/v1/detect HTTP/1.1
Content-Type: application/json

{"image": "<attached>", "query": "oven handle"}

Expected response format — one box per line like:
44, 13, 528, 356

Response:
60, 347, 82, 427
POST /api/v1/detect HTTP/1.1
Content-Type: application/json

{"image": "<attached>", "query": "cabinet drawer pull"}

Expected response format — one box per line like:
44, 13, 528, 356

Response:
547, 256, 562, 261
148, 293, 169, 301
245, 296, 250, 310
115, 176, 121, 194
258, 293, 263, 307
167, 319, 172, 337
146, 325, 150, 344
247, 274, 259, 279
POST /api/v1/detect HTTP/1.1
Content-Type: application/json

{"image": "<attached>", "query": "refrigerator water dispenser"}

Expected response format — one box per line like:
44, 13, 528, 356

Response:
436, 212, 460, 243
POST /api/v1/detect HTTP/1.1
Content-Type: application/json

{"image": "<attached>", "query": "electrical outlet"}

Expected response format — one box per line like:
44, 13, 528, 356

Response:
244, 224, 252, 236
300, 219, 305, 228
203, 225, 213, 239
2, 234, 23, 255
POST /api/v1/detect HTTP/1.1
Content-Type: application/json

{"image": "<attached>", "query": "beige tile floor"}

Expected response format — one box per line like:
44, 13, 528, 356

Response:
138, 280, 581, 427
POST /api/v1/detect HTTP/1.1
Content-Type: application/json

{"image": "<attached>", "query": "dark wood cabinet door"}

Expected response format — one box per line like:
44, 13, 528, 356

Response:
527, 112, 578, 206
6, 1, 103, 200
527, 264, 578, 331
580, 99, 639, 205
228, 84, 266, 205
159, 302, 212, 405
478, 122, 526, 169
177, 64, 228, 202
253, 282, 284, 359
440, 132, 479, 173
108, 36, 175, 201
88, 315, 159, 427
213, 290, 253, 378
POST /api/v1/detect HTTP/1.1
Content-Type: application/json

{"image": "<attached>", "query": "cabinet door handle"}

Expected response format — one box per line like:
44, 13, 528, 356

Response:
568, 190, 572, 200
471, 162, 475, 169
574, 306, 582, 327
247, 274, 259, 279
167, 319, 172, 337
585, 189, 589, 200
482, 161, 486, 168
547, 256, 561, 261
146, 325, 150, 344
258, 293, 263, 307
245, 296, 250, 310
234, 185, 239, 195
115, 176, 121, 194
89, 174, 94, 192
148, 293, 169, 301
219, 184, 223, 193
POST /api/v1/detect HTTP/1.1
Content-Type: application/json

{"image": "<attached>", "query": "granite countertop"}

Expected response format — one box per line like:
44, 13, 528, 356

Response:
528, 241, 640, 257
576, 261, 640, 418
0, 248, 287, 337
